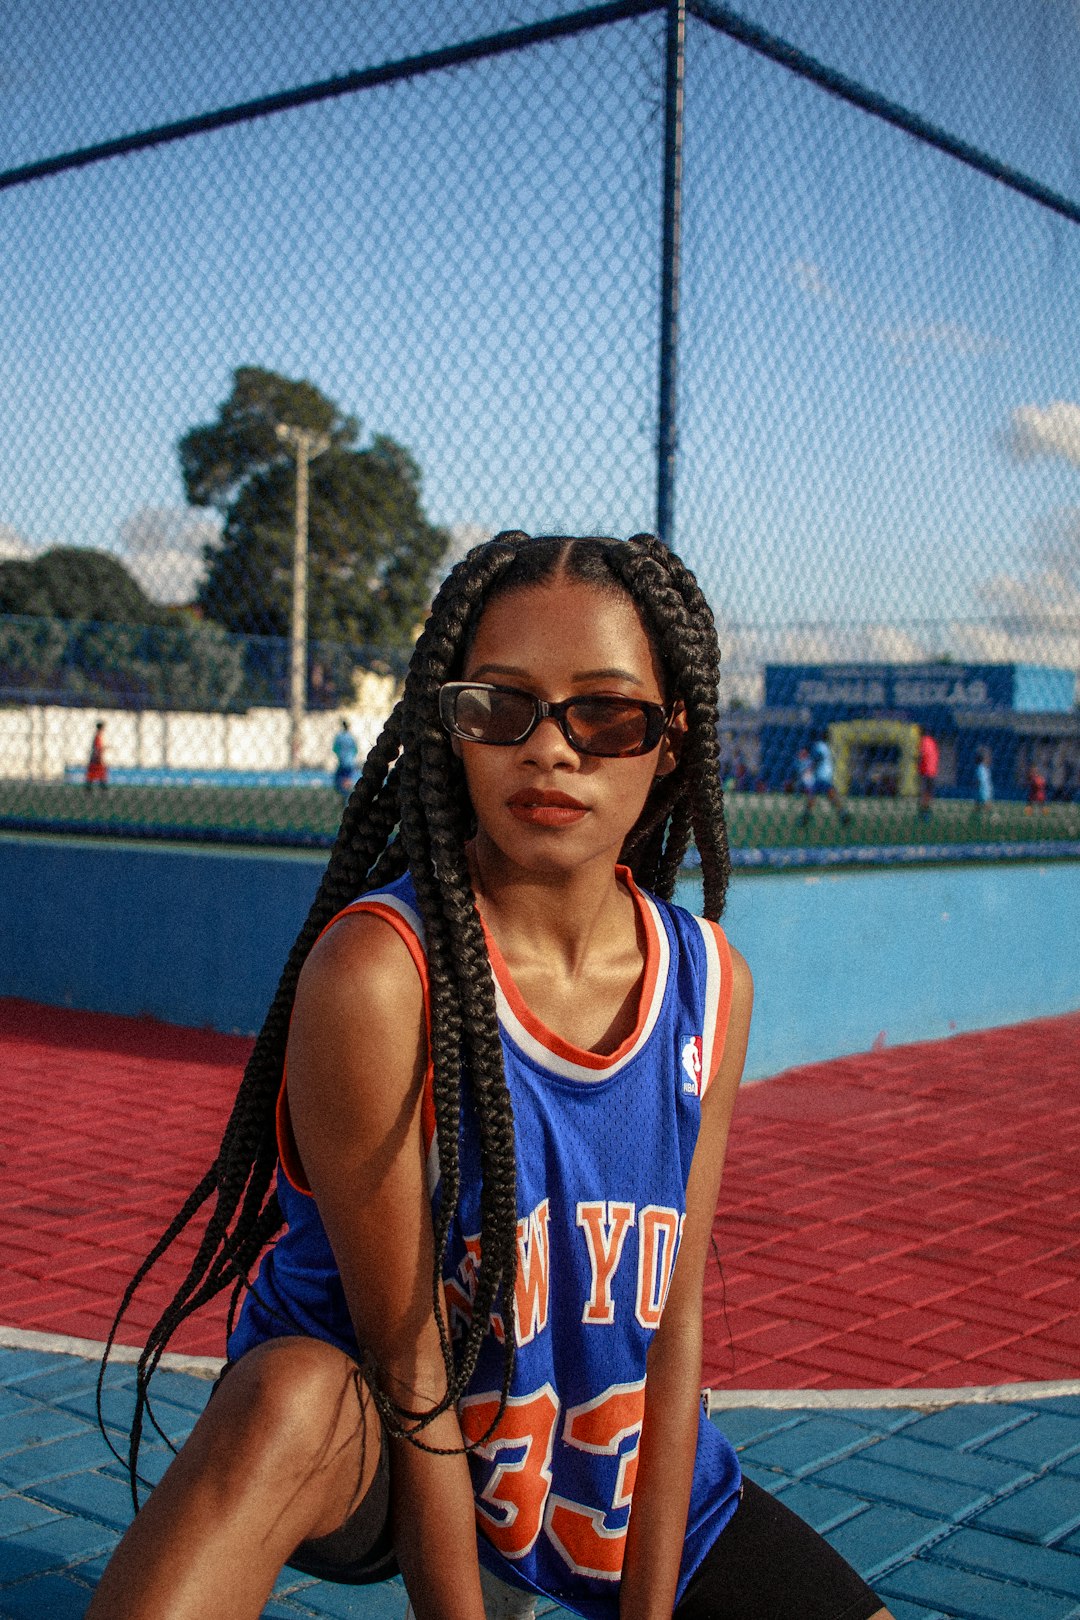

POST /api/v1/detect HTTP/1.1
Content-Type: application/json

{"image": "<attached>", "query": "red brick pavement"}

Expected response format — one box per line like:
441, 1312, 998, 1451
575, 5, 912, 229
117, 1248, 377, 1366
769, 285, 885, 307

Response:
2, 997, 1078, 1385
704, 1011, 1080, 1389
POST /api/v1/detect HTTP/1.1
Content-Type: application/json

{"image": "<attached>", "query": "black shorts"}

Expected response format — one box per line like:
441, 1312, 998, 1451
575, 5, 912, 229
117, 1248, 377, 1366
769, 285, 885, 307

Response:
285, 1416, 398, 1585
674, 1478, 881, 1619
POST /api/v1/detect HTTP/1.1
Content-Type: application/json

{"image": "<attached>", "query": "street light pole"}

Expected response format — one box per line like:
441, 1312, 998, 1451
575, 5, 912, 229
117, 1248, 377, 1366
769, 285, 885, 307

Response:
276, 424, 330, 769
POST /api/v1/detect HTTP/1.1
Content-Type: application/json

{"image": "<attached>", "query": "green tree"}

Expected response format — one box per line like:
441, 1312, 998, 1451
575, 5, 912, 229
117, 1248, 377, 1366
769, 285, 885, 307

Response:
0, 546, 167, 625
0, 549, 247, 711
183, 367, 449, 653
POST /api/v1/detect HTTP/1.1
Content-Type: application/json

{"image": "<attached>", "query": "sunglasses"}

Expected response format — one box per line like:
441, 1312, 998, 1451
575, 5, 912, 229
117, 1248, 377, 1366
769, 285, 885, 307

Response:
439, 682, 670, 758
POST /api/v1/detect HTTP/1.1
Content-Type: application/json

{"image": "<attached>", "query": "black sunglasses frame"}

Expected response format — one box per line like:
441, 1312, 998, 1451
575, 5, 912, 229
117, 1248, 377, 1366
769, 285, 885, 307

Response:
438, 682, 670, 758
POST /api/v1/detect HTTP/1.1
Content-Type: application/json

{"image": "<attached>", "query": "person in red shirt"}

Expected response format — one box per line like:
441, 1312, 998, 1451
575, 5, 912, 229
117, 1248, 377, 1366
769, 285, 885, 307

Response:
1026, 764, 1047, 813
85, 721, 108, 790
917, 731, 939, 819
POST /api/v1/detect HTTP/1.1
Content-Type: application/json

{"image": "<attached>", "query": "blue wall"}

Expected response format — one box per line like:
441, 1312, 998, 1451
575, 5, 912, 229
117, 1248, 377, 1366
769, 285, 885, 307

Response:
2, 834, 1077, 1077
0, 834, 323, 1036
677, 861, 1080, 1077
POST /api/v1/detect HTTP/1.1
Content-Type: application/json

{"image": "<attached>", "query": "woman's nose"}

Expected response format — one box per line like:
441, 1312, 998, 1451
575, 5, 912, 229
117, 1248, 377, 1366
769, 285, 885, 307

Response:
521, 714, 579, 765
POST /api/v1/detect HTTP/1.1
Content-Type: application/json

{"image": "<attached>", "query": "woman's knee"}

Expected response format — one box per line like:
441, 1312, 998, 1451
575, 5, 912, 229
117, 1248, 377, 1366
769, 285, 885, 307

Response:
205, 1337, 377, 1497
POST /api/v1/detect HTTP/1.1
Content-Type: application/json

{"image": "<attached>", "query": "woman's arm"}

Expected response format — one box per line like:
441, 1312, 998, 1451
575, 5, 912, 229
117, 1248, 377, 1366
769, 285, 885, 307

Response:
286, 913, 487, 1620
619, 947, 753, 1620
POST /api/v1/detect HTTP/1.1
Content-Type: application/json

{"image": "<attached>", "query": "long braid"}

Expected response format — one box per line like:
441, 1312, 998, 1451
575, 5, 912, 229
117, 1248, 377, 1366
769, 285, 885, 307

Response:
385, 538, 525, 1438
604, 535, 730, 917
107, 707, 411, 1497
108, 529, 731, 1503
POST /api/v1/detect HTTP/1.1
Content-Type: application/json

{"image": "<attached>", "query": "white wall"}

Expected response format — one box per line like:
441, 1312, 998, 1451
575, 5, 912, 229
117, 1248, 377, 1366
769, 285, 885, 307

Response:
0, 676, 396, 780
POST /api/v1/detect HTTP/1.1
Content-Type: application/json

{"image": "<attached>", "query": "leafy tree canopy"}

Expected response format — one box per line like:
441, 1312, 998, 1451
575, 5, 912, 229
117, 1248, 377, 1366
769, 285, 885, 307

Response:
184, 367, 449, 653
0, 550, 247, 711
179, 366, 358, 514
0, 546, 168, 626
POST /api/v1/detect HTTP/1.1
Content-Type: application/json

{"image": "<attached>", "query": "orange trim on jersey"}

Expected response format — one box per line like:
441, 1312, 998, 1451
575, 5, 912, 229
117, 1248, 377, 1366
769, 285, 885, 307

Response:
478, 866, 661, 1072
705, 921, 734, 1089
276, 898, 434, 1196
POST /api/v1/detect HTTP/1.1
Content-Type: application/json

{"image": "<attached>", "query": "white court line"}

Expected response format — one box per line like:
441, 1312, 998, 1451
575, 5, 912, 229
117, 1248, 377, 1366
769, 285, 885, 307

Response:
0, 1324, 223, 1379
706, 1380, 1080, 1411
2, 1324, 1075, 1406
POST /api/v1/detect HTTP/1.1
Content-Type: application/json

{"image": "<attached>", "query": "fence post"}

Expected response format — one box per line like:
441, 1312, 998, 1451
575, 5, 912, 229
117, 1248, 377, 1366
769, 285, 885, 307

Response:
656, 0, 686, 546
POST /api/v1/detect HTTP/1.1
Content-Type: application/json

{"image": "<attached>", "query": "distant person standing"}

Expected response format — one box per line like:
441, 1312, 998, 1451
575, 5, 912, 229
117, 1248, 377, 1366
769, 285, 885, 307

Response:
331, 716, 359, 799
85, 721, 108, 790
917, 730, 939, 819
795, 744, 815, 822
1026, 763, 1047, 814
800, 734, 851, 826
975, 748, 993, 813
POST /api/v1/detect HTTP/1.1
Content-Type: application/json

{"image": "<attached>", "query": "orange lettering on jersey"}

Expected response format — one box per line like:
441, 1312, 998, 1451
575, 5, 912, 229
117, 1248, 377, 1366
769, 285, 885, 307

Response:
576, 1201, 635, 1325
635, 1206, 681, 1329
460, 1385, 559, 1560
444, 1233, 484, 1337
514, 1200, 551, 1346
544, 1380, 646, 1580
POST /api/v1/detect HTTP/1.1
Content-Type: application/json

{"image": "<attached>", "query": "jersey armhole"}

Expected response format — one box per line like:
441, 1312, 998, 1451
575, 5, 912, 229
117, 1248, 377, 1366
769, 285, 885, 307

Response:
698, 920, 735, 1099
276, 898, 434, 1195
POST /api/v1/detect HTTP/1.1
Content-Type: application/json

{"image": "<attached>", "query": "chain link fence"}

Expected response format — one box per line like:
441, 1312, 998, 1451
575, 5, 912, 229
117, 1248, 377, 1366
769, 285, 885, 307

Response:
3, 0, 1079, 858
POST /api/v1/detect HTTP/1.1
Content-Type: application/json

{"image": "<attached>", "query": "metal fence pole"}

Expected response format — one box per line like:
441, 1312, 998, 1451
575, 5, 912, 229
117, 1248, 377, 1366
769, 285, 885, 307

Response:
656, 0, 686, 546
276, 425, 330, 769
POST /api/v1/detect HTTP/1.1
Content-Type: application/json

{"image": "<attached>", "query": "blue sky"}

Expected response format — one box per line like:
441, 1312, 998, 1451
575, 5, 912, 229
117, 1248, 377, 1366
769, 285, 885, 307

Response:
2, 1, 1080, 659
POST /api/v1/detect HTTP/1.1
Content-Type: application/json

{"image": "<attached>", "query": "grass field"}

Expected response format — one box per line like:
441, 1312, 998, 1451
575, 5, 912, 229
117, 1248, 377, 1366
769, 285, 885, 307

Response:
2, 779, 1078, 855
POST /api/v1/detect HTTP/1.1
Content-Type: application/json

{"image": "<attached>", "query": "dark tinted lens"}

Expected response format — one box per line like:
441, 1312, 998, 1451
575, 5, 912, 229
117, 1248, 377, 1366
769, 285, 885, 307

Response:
454, 685, 536, 743
565, 698, 652, 755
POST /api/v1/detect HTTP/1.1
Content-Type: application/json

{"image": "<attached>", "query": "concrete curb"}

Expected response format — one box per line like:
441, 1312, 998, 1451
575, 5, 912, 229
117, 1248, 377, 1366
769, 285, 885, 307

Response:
0, 1323, 224, 1379
7, 1326, 1077, 1409
705, 1379, 1080, 1410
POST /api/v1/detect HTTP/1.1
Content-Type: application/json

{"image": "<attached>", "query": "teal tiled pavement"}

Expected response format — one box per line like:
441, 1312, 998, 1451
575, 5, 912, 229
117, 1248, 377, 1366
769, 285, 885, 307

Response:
2, 1350, 1080, 1618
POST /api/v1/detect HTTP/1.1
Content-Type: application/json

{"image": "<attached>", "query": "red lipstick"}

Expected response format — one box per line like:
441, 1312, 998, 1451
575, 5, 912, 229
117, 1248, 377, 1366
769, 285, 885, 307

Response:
506, 789, 588, 827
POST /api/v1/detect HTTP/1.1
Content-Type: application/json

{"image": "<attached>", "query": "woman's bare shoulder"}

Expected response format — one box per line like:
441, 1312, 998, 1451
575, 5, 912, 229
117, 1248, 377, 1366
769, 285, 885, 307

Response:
288, 907, 428, 1138
296, 905, 426, 1032
727, 943, 753, 1018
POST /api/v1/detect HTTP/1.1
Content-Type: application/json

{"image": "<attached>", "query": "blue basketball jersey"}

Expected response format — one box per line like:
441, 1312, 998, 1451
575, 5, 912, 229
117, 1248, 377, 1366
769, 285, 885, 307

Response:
230, 869, 742, 1619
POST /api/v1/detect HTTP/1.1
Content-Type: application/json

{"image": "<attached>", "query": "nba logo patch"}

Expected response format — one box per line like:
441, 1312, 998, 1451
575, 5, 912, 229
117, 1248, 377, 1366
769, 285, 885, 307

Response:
681, 1036, 703, 1096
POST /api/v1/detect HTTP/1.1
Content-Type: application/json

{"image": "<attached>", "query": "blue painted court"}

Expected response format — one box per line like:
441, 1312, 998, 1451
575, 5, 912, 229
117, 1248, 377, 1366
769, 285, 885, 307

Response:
0, 1347, 1078, 1617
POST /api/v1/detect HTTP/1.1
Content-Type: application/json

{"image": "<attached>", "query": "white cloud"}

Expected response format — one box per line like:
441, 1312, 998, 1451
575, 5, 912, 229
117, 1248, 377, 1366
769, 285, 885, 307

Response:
715, 620, 934, 710
787, 260, 1005, 368
881, 321, 1006, 363
714, 584, 1079, 711
117, 506, 220, 604
787, 260, 848, 307
1007, 400, 1080, 468
0, 522, 37, 562
949, 611, 1080, 677
962, 508, 1080, 674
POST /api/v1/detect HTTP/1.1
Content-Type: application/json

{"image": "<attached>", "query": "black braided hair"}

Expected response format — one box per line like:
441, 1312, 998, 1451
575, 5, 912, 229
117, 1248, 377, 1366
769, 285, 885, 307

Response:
103, 531, 731, 1506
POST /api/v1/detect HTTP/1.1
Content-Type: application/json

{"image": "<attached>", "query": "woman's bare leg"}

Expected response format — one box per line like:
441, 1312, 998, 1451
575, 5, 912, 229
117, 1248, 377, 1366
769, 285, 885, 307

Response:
87, 1336, 383, 1620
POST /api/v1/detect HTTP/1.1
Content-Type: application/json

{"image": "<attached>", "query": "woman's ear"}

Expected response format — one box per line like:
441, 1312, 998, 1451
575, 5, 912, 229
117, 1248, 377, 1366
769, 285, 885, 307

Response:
654, 701, 687, 779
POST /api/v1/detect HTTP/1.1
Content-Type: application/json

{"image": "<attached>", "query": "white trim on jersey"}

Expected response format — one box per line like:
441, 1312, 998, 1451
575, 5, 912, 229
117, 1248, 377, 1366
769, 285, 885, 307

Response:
357, 889, 426, 947
491, 893, 671, 1083
693, 916, 722, 1096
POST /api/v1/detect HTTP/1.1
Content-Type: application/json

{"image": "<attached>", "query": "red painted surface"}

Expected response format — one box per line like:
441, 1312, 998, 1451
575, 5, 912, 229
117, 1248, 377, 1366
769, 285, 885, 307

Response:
2, 997, 1078, 1385
705, 1012, 1080, 1388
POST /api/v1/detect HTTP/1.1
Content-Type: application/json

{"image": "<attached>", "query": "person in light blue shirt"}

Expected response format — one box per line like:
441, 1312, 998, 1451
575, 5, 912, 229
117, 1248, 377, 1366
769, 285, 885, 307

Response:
799, 734, 852, 827
975, 748, 993, 819
331, 716, 360, 798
